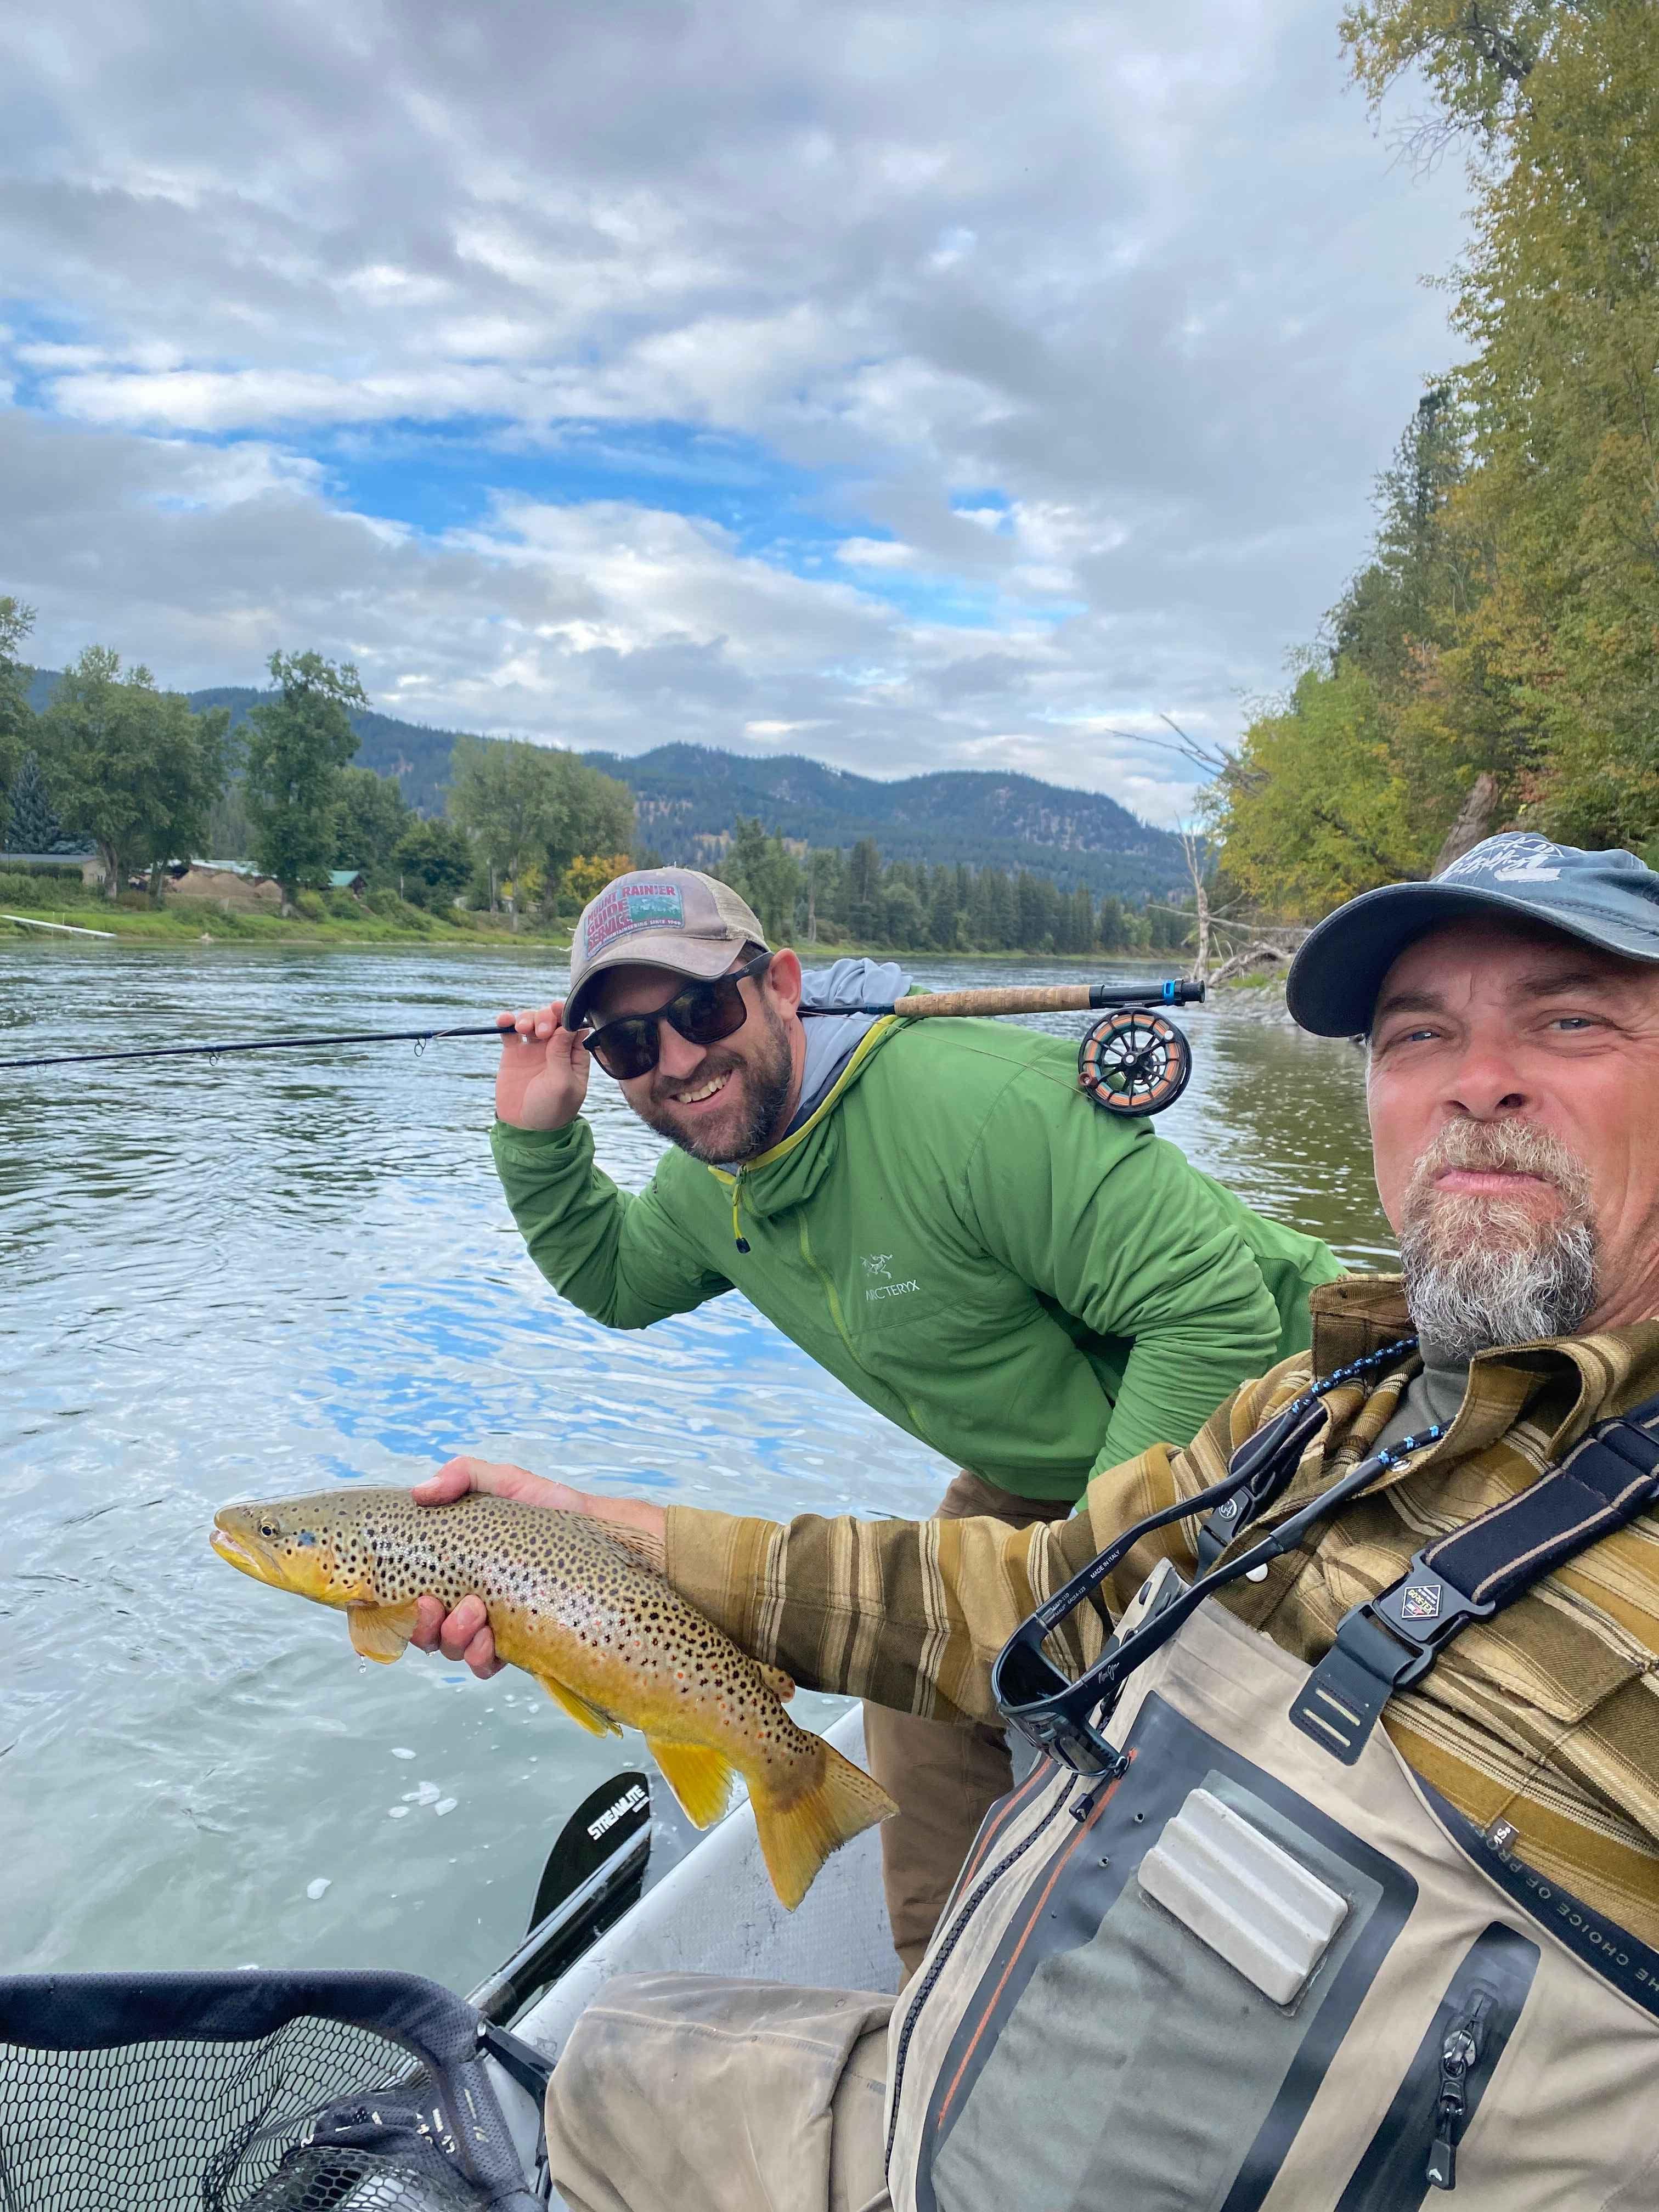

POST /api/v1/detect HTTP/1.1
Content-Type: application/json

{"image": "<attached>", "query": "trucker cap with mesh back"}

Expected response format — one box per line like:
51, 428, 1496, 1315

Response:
563, 868, 770, 1029
1286, 832, 1659, 1037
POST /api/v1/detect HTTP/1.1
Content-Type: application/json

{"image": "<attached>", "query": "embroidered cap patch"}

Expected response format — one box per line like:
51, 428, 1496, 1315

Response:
583, 880, 687, 954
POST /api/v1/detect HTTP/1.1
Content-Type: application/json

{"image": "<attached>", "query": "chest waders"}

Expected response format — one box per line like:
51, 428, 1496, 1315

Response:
885, 1363, 1659, 2212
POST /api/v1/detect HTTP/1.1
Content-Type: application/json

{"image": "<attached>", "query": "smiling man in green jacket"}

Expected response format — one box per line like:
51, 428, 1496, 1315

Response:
478, 866, 1342, 1970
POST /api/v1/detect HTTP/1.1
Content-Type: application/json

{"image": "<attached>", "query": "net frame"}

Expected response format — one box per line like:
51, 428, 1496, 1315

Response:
0, 1970, 544, 2212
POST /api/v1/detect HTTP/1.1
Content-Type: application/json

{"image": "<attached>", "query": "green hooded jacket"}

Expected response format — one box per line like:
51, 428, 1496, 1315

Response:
491, 1014, 1344, 1501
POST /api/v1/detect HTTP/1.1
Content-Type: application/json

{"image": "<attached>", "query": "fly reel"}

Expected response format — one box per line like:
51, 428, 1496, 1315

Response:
1076, 982, 1204, 1117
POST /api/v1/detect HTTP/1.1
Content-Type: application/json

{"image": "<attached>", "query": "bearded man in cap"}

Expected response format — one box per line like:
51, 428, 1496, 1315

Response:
418, 834, 1659, 2212
445, 865, 1340, 1973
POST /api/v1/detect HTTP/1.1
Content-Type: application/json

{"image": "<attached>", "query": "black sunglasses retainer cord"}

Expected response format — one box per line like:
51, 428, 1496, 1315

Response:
991, 1339, 1437, 1778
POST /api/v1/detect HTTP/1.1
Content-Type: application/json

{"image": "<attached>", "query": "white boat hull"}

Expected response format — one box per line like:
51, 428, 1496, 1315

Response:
516, 1707, 900, 2066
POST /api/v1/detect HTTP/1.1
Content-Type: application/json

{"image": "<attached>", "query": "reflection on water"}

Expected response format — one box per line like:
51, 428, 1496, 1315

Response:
0, 944, 1391, 1986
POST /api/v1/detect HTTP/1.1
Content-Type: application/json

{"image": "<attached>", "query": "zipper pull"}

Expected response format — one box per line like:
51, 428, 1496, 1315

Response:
1427, 1993, 1492, 2191
731, 1170, 751, 1254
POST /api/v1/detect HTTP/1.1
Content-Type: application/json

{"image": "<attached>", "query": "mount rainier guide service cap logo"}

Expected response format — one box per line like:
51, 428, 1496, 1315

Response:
564, 868, 770, 1029
1285, 832, 1659, 1037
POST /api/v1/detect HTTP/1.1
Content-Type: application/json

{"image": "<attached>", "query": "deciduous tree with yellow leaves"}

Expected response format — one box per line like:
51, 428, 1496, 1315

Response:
1217, 0, 1659, 904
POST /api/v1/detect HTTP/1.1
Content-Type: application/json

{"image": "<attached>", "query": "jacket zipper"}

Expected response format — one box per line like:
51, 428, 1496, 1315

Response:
1426, 1992, 1493, 2191
1333, 1922, 1538, 2210
730, 1167, 750, 1252
884, 1771, 1077, 2176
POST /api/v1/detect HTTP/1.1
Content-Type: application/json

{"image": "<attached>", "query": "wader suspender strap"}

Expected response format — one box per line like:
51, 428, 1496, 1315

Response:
1290, 1387, 1659, 1764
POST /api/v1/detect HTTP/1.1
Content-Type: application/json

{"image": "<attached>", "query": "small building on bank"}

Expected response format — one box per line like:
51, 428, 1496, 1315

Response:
1, 849, 101, 888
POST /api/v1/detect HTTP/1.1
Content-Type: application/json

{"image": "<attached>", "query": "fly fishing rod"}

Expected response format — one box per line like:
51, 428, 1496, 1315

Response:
0, 978, 1205, 1115
847, 978, 1205, 1114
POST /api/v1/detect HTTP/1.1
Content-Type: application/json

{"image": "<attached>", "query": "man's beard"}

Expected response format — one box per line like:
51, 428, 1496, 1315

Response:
1397, 1120, 1599, 1364
635, 1006, 794, 1165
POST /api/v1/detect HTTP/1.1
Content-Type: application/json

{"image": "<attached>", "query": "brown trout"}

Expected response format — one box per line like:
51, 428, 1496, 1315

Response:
211, 1487, 894, 1909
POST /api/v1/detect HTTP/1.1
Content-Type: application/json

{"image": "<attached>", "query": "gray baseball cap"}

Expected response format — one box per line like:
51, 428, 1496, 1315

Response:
1286, 832, 1659, 1036
563, 868, 769, 1029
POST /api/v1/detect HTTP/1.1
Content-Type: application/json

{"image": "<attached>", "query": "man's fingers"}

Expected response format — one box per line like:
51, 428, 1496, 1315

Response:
507, 1002, 563, 1041
411, 1592, 496, 1675
411, 1458, 478, 1504
437, 1594, 489, 1662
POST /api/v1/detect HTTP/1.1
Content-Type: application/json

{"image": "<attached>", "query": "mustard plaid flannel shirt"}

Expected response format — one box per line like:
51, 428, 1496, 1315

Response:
662, 1276, 1659, 1944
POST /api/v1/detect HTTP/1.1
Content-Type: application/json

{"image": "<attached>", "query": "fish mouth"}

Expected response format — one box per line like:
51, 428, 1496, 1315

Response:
210, 1523, 281, 1586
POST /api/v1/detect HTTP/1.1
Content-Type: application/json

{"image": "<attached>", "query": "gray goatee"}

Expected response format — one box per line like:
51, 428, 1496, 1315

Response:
1398, 1120, 1598, 1364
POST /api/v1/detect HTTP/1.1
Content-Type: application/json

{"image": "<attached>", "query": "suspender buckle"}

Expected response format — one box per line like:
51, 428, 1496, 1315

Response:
1289, 1554, 1496, 1764
1370, 1557, 1497, 1673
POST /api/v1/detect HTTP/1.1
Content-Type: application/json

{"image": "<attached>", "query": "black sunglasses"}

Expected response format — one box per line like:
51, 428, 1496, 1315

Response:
582, 952, 773, 1081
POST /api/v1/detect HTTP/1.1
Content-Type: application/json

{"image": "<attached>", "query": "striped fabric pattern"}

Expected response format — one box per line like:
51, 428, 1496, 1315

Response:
664, 1276, 1659, 1945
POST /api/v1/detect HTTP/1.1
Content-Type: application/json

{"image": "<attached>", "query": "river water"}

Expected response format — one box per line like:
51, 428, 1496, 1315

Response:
0, 943, 1392, 1990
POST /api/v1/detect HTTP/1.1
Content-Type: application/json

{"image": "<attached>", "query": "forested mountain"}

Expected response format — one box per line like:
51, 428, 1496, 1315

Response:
25, 673, 1184, 896
581, 744, 1182, 897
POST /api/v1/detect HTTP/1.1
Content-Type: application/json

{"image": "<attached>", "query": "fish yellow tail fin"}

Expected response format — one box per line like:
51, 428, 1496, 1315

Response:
752, 1741, 897, 1912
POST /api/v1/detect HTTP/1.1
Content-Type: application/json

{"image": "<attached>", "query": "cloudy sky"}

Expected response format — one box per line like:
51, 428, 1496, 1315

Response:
2, 0, 1465, 820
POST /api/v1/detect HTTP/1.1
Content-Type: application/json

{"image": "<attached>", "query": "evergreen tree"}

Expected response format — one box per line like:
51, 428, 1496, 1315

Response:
927, 865, 960, 950
716, 817, 800, 940
848, 838, 882, 941
1064, 885, 1095, 956
5, 750, 64, 854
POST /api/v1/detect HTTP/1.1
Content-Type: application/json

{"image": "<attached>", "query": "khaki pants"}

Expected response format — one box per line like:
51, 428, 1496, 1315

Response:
545, 1972, 894, 2212
861, 1470, 1076, 1978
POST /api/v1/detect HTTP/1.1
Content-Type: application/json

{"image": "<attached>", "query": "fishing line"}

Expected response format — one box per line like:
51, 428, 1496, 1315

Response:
0, 1024, 510, 1071
0, 978, 1205, 1114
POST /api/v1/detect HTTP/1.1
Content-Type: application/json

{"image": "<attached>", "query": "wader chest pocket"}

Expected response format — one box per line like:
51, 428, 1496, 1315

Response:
1138, 1786, 1349, 2005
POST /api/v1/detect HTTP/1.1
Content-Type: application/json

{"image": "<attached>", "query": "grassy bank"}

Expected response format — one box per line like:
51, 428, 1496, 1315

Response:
0, 889, 577, 950
3, 891, 1177, 966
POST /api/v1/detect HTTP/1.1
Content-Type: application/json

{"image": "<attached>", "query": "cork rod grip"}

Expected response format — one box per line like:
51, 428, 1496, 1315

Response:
894, 985, 1096, 1018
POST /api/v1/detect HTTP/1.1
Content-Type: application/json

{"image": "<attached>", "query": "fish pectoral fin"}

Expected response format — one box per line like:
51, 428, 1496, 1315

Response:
645, 1737, 737, 1830
760, 1663, 795, 1703
537, 1674, 622, 1738
347, 1601, 419, 1664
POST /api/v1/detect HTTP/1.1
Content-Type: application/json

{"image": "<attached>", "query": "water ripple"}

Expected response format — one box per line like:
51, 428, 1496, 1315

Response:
0, 943, 1388, 1983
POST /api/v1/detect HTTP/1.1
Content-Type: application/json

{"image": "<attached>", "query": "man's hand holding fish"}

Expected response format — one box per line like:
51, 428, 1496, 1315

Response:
211, 1465, 880, 1909
407, 1455, 667, 1678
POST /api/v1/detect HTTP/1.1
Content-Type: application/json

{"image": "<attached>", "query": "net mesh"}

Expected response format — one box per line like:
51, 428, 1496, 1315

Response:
0, 2016, 478, 2212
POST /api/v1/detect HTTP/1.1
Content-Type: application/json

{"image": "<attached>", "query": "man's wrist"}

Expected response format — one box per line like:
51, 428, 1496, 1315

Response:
492, 1115, 584, 1145
588, 1493, 668, 1574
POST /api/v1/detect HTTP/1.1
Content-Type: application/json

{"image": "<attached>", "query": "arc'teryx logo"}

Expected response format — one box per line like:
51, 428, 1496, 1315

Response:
862, 1251, 919, 1301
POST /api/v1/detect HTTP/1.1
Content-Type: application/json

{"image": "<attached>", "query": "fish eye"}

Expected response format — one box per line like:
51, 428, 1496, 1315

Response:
258, 1520, 281, 1539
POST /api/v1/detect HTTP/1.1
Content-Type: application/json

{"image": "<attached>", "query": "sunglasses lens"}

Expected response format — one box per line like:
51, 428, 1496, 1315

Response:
589, 1020, 658, 1081
994, 1635, 1071, 1712
671, 976, 748, 1048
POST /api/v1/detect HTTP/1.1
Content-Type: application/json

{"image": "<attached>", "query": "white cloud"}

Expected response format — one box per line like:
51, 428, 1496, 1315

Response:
0, 0, 1468, 815
836, 538, 918, 569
